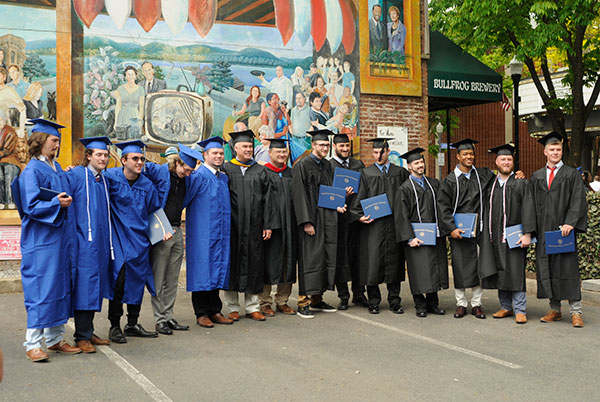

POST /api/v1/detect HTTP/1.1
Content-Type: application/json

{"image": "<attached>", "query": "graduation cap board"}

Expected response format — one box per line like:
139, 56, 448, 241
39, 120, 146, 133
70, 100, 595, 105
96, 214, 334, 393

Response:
309, 129, 335, 142
79, 136, 112, 150
400, 147, 426, 163
269, 138, 289, 149
489, 143, 515, 156
367, 137, 394, 149
538, 131, 566, 146
115, 140, 146, 156
229, 130, 254, 144
30, 118, 65, 139
332, 133, 350, 144
198, 136, 226, 150
178, 143, 204, 168
450, 138, 479, 152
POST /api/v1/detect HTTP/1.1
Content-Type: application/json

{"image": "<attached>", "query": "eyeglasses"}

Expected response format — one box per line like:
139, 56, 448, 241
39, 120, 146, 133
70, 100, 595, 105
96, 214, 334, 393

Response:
129, 156, 146, 162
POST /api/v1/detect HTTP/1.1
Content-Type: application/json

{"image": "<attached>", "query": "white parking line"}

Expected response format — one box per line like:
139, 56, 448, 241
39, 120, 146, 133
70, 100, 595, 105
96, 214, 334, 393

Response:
66, 321, 173, 401
338, 312, 523, 370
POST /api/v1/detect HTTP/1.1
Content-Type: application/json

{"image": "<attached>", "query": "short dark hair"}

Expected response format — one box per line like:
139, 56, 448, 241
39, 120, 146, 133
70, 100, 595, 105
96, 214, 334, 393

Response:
309, 92, 322, 105
124, 65, 138, 76
141, 61, 154, 69
372, 4, 382, 11
266, 92, 278, 103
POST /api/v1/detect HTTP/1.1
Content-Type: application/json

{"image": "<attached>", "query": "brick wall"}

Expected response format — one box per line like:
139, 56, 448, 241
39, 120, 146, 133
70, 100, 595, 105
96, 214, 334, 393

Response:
358, 0, 429, 168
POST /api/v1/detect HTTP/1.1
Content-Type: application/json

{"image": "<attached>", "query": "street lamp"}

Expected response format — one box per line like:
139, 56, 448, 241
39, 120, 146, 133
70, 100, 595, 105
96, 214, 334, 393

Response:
509, 56, 523, 170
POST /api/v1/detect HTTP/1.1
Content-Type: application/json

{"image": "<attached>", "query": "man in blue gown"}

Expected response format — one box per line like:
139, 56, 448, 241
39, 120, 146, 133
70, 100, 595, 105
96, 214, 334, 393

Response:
187, 136, 235, 328
15, 119, 81, 362
65, 136, 114, 352
104, 140, 161, 343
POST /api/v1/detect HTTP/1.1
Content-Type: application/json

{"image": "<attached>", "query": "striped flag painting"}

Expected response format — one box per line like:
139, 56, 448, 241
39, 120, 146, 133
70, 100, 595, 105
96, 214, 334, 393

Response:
502, 93, 512, 111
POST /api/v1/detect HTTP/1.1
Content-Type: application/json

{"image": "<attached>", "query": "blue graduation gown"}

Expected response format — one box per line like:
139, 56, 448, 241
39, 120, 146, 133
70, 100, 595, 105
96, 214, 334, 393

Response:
143, 162, 192, 209
104, 167, 160, 304
18, 159, 76, 329
184, 165, 231, 291
65, 166, 112, 311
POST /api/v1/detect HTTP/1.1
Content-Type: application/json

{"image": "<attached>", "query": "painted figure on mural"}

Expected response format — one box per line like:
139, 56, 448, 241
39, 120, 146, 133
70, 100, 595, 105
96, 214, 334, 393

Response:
23, 82, 43, 121
258, 66, 293, 109
8, 65, 30, 98
139, 61, 166, 95
0, 110, 20, 209
0, 67, 26, 138
112, 66, 144, 140
309, 92, 329, 131
342, 61, 356, 94
387, 5, 406, 54
0, 49, 6, 71
233, 85, 266, 137
311, 75, 330, 114
369, 4, 388, 53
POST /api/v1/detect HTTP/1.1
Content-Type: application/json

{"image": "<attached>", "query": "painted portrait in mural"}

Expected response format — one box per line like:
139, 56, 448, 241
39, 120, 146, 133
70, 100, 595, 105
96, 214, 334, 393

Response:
360, 0, 421, 96
0, 4, 57, 210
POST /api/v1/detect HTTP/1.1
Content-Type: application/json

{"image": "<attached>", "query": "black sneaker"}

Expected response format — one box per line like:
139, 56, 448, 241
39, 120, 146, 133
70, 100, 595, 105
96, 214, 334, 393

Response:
390, 304, 404, 314
368, 304, 380, 314
297, 306, 315, 319
338, 299, 349, 310
352, 296, 369, 308
310, 301, 337, 313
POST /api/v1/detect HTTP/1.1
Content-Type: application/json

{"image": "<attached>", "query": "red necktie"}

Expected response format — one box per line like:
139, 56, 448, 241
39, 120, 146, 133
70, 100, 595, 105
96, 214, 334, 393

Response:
548, 166, 557, 190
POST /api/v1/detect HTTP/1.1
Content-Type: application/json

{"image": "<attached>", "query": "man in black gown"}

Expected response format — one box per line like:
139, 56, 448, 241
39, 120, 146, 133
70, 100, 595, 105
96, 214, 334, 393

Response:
437, 138, 495, 319
351, 138, 408, 314
222, 130, 276, 322
329, 133, 368, 310
396, 147, 448, 317
530, 132, 587, 328
480, 144, 535, 324
292, 129, 341, 318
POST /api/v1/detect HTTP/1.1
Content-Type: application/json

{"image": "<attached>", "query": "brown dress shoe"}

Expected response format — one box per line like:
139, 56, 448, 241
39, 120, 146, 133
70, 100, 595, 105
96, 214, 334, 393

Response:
572, 313, 584, 328
228, 311, 240, 321
196, 315, 215, 328
48, 340, 82, 355
260, 305, 276, 317
515, 313, 527, 324
91, 334, 110, 345
26, 347, 49, 362
76, 340, 96, 353
246, 311, 266, 321
540, 310, 562, 322
210, 313, 234, 325
471, 306, 486, 319
276, 304, 296, 315
492, 309, 514, 319
454, 306, 467, 318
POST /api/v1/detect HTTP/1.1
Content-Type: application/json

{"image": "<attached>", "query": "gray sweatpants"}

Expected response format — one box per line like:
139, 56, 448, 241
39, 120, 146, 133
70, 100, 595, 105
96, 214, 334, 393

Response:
150, 227, 184, 324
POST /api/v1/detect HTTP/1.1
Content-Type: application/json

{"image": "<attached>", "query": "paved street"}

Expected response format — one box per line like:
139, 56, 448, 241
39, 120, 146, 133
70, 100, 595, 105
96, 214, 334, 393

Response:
1, 285, 599, 402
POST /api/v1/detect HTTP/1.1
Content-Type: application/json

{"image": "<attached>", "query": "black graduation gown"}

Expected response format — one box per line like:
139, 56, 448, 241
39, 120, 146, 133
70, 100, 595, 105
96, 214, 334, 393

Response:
531, 164, 587, 300
437, 167, 495, 289
479, 176, 536, 291
292, 156, 338, 296
396, 176, 449, 295
264, 167, 297, 285
223, 162, 277, 294
330, 157, 365, 284
350, 163, 409, 286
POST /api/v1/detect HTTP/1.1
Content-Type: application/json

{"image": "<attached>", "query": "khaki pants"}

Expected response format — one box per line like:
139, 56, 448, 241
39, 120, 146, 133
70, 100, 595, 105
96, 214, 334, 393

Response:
297, 294, 322, 309
259, 283, 293, 307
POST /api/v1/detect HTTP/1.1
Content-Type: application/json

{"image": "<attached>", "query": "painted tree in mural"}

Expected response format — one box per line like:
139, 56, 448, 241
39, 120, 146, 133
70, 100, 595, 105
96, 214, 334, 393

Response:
22, 55, 49, 80
83, 46, 123, 135
430, 0, 600, 169
205, 61, 234, 94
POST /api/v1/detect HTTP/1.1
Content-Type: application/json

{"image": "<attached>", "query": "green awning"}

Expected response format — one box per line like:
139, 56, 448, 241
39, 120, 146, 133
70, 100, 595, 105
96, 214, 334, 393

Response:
428, 31, 503, 111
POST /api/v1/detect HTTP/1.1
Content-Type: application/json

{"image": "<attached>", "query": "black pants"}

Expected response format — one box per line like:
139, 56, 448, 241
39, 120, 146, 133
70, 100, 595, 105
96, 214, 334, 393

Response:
367, 282, 401, 307
191, 290, 223, 318
108, 266, 141, 327
74, 310, 95, 342
413, 292, 440, 313
336, 281, 366, 301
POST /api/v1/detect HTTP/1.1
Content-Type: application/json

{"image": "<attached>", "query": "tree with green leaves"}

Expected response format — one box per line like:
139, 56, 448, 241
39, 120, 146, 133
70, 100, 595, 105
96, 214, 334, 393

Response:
430, 0, 600, 169
205, 61, 234, 94
22, 54, 49, 80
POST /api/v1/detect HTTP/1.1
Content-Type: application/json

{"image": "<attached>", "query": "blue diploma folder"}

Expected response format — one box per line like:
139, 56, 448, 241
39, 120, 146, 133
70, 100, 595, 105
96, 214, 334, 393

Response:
39, 187, 62, 201
333, 168, 360, 193
360, 194, 392, 220
545, 230, 576, 255
148, 208, 175, 245
317, 185, 346, 210
454, 213, 477, 238
411, 223, 437, 246
505, 224, 537, 249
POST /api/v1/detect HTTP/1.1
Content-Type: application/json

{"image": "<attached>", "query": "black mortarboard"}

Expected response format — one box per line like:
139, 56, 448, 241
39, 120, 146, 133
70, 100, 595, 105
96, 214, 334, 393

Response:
269, 138, 289, 149
400, 147, 426, 163
333, 133, 350, 144
451, 138, 479, 152
309, 129, 335, 142
367, 137, 394, 149
537, 131, 566, 146
229, 130, 255, 144
488, 143, 515, 156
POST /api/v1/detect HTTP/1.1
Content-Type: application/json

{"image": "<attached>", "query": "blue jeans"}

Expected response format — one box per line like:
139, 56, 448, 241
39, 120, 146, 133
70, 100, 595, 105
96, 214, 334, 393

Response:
23, 325, 65, 351
498, 290, 526, 315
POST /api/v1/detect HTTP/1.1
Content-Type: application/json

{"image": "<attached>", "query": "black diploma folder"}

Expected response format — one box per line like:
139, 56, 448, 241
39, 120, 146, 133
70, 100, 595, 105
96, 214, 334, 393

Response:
39, 187, 62, 201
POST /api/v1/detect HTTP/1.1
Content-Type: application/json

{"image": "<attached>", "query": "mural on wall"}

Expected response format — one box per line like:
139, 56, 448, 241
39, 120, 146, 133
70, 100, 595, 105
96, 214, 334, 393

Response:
360, 0, 421, 96
80, 0, 361, 161
0, 4, 57, 211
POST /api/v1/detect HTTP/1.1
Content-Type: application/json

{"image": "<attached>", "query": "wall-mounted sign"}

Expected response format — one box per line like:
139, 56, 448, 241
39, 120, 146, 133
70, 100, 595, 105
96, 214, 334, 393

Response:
377, 125, 408, 166
0, 226, 21, 260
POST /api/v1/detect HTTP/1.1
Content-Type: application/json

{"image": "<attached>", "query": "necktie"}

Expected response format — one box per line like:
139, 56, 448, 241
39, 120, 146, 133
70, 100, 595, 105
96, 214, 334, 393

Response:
215, 170, 220, 178
383, 165, 387, 174
95, 174, 100, 182
147, 81, 151, 93
342, 160, 349, 168
548, 166, 556, 190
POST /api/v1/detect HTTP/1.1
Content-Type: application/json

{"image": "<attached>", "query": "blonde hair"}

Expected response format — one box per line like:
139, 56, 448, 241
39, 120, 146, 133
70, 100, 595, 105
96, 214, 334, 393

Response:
22, 82, 42, 102
258, 124, 275, 139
